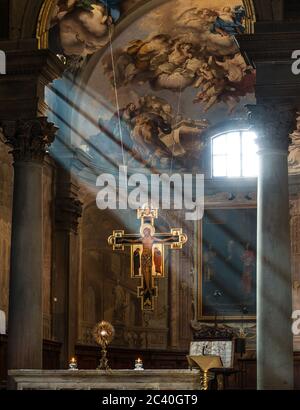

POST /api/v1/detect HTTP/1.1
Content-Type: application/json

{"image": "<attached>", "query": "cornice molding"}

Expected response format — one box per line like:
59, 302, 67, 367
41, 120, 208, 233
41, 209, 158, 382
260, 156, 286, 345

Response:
237, 31, 300, 62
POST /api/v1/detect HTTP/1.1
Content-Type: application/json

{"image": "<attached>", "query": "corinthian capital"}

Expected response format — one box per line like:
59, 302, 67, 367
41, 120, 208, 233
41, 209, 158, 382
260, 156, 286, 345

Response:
1, 117, 58, 163
246, 104, 296, 151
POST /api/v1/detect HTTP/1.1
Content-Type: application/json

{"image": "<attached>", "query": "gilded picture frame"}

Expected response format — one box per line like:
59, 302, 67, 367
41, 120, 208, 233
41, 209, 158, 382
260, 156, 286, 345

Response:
196, 205, 257, 321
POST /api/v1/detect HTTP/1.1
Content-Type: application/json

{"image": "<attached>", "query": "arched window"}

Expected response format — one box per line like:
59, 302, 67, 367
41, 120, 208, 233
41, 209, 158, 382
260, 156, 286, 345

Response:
212, 131, 258, 177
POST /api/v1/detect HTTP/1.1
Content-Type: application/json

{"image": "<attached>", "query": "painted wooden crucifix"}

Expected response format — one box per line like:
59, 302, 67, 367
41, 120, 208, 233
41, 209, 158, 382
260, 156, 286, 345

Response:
108, 205, 188, 311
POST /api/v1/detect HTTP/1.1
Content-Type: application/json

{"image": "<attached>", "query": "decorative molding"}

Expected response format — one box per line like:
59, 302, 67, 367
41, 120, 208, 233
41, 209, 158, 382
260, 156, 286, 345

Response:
243, 0, 256, 33
55, 196, 83, 234
1, 117, 58, 163
0, 48, 64, 84
205, 191, 257, 206
190, 322, 257, 349
237, 31, 300, 61
191, 323, 236, 340
36, 0, 57, 50
246, 104, 297, 151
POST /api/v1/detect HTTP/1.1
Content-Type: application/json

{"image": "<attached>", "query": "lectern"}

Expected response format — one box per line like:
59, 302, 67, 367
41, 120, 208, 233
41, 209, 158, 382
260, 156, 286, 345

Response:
187, 355, 223, 390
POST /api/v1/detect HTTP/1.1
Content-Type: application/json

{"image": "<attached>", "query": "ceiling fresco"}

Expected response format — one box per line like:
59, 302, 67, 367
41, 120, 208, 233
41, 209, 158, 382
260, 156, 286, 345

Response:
59, 0, 256, 171
49, 0, 139, 58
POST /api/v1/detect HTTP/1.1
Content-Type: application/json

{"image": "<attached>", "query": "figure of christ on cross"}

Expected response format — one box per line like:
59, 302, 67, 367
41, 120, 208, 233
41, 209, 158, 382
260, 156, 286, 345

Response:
108, 222, 187, 310
125, 227, 173, 306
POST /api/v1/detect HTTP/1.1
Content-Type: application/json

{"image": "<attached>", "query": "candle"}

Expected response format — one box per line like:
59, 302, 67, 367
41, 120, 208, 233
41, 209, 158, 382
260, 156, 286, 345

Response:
134, 357, 144, 371
69, 356, 78, 370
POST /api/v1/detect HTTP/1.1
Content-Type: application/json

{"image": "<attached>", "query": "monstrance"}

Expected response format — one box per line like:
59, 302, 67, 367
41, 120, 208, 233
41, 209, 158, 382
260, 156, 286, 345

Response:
93, 321, 115, 370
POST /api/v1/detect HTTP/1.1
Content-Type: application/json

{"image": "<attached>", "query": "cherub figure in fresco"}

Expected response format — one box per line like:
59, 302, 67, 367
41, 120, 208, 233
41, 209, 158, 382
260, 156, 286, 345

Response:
130, 112, 172, 167
58, 0, 122, 21
193, 61, 214, 88
127, 34, 172, 72
106, 34, 172, 85
221, 68, 256, 112
200, 8, 219, 21
192, 56, 223, 88
50, 0, 124, 58
194, 77, 226, 111
179, 7, 217, 31
215, 53, 248, 83
52, 1, 113, 56
148, 41, 196, 90
211, 6, 246, 37
192, 52, 254, 113
154, 42, 207, 91
155, 67, 196, 90
139, 95, 173, 123
168, 41, 193, 66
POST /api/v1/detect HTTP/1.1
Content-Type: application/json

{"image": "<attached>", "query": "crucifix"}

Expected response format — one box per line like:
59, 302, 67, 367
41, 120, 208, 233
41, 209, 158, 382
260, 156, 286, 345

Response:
108, 205, 188, 311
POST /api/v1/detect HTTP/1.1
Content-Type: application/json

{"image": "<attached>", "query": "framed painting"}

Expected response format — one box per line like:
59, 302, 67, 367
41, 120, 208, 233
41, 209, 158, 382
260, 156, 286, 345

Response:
197, 207, 257, 321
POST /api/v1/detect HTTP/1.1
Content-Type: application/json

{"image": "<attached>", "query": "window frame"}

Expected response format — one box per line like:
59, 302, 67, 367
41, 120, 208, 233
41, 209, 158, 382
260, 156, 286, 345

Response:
211, 130, 258, 179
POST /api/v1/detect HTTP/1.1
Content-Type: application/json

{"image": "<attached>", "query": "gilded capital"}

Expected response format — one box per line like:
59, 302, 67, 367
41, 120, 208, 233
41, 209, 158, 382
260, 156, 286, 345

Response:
246, 104, 296, 151
0, 117, 58, 163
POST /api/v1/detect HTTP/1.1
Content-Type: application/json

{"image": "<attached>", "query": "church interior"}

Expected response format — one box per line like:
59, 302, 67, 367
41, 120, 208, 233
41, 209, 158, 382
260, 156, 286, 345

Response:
1, 0, 300, 391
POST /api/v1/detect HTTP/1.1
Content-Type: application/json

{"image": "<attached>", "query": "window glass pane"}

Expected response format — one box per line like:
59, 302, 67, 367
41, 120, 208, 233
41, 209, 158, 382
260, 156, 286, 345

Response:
227, 154, 241, 177
226, 132, 241, 177
242, 131, 258, 177
226, 132, 240, 157
213, 134, 227, 155
213, 155, 227, 177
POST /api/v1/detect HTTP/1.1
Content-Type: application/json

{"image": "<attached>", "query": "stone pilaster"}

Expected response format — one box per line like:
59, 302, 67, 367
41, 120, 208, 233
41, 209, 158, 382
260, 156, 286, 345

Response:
52, 164, 82, 368
246, 103, 296, 390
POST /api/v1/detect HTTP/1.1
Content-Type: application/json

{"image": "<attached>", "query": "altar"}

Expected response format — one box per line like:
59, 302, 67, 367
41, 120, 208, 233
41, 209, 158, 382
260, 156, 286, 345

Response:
8, 370, 202, 390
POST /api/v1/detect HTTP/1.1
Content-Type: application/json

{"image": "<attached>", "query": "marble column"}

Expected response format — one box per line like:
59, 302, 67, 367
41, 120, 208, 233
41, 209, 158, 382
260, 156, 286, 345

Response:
247, 104, 296, 390
1, 118, 58, 369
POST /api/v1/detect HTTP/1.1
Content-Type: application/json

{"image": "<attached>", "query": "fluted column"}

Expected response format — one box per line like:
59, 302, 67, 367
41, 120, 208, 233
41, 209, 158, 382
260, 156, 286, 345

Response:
247, 104, 296, 390
1, 118, 57, 370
